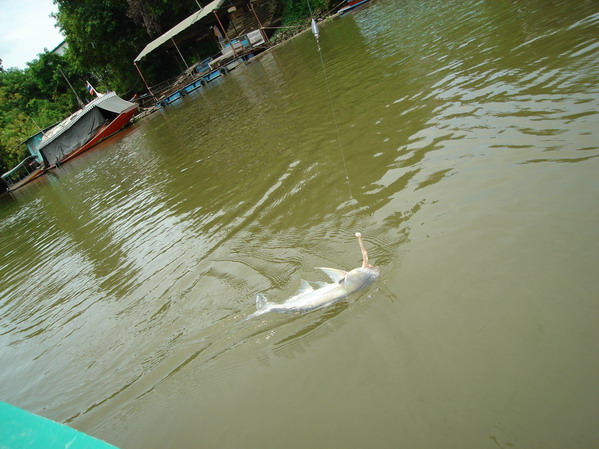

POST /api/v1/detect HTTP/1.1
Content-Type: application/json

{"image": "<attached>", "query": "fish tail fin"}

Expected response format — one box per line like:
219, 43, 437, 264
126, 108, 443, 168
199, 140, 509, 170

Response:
256, 293, 269, 311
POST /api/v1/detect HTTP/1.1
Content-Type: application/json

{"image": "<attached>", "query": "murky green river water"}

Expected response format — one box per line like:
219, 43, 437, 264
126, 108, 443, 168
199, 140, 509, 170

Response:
2, 0, 599, 447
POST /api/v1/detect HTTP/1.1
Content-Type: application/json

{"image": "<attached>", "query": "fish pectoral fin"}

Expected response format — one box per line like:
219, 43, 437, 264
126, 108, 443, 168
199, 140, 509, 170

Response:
296, 279, 314, 295
256, 293, 269, 311
315, 267, 348, 283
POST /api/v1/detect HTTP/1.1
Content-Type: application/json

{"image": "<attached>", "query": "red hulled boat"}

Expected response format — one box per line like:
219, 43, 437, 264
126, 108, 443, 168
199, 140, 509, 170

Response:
2, 92, 138, 192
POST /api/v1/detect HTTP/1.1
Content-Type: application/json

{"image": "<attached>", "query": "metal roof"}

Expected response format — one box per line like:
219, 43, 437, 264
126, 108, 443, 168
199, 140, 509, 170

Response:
134, 0, 227, 63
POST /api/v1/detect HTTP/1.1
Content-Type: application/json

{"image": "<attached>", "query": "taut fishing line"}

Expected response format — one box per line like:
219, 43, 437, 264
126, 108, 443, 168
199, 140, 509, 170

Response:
307, 2, 354, 202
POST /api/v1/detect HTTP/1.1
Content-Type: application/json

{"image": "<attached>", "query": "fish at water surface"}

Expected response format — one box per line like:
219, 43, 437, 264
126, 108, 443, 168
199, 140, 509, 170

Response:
243, 233, 379, 321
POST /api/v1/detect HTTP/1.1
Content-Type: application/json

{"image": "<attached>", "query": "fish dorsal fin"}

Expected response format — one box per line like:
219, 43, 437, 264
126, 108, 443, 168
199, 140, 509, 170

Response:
315, 267, 348, 283
296, 279, 314, 295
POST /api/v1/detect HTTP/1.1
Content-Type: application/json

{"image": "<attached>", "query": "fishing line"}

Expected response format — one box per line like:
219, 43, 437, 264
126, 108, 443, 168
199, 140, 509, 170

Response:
307, 3, 354, 201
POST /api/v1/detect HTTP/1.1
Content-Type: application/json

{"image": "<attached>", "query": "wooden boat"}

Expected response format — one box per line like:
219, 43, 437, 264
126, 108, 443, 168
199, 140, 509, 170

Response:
0, 155, 47, 192
1, 92, 138, 192
56, 98, 138, 165
37, 92, 138, 167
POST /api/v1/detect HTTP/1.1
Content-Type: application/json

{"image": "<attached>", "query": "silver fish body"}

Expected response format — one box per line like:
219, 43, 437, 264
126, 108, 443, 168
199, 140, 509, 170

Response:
242, 233, 379, 321
244, 266, 379, 321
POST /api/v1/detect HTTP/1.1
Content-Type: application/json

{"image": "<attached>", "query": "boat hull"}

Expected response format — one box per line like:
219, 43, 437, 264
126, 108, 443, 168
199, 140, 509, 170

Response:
5, 168, 47, 192
58, 105, 138, 165
2, 93, 138, 193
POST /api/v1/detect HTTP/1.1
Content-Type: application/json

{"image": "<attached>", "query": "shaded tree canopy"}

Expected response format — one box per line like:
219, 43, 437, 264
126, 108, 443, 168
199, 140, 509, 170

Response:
126, 0, 165, 37
0, 51, 91, 174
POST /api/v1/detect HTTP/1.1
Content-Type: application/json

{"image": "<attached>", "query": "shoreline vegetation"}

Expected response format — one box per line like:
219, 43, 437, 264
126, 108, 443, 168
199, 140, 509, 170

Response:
0, 0, 339, 182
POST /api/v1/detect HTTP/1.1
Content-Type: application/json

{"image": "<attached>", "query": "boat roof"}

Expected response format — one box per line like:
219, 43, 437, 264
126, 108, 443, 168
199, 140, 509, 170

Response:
1, 155, 36, 180
134, 0, 226, 63
35, 92, 136, 152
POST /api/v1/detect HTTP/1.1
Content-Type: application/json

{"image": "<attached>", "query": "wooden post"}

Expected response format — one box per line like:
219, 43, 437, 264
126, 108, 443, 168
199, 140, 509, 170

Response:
248, 1, 270, 46
133, 62, 157, 102
171, 38, 189, 69
57, 66, 84, 108
214, 11, 238, 58
228, 7, 240, 35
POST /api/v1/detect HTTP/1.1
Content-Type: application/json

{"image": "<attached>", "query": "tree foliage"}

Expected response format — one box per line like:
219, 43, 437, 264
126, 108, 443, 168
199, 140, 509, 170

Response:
54, 0, 145, 94
281, 0, 330, 25
271, 0, 332, 43
0, 51, 93, 174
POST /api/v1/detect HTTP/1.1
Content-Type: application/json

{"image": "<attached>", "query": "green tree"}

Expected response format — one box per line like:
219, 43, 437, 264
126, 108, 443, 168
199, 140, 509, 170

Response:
54, 0, 144, 93
0, 51, 90, 174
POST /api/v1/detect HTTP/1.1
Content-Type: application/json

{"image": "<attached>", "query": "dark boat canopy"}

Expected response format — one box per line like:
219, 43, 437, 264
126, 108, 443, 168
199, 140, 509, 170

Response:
36, 92, 136, 166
